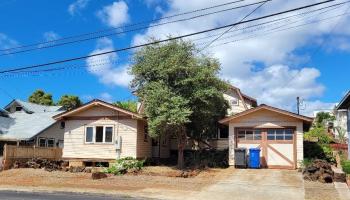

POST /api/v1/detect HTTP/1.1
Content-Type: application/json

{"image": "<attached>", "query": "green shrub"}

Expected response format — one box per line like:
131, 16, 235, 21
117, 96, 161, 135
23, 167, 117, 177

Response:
304, 141, 335, 163
341, 159, 350, 174
304, 127, 333, 144
300, 158, 313, 168
104, 157, 144, 175
184, 149, 228, 168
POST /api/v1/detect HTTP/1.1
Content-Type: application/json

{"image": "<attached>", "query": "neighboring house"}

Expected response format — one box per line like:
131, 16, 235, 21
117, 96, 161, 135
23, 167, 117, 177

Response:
0, 100, 65, 155
335, 91, 350, 159
53, 99, 149, 167
219, 104, 313, 169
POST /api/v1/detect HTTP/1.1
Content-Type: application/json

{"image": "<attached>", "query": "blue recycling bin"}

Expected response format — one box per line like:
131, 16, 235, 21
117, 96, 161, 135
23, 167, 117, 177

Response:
249, 148, 261, 169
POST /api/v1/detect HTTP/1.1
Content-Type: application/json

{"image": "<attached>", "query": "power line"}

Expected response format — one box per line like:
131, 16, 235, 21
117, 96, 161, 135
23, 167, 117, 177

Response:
0, 1, 267, 56
279, 3, 350, 93
206, 9, 350, 48
0, 0, 336, 74
192, 1, 346, 43
0, 0, 246, 53
199, 0, 269, 51
6, 8, 348, 79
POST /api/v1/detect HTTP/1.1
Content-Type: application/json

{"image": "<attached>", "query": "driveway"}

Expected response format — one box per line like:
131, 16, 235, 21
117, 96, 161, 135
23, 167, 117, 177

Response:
192, 169, 305, 200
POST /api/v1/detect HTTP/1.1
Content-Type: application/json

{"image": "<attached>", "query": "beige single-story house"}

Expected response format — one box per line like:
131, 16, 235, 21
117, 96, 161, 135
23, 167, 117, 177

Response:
53, 99, 150, 166
219, 104, 313, 169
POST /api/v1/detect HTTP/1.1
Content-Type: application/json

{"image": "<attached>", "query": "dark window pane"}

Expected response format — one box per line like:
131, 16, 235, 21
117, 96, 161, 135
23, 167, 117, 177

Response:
254, 130, 262, 140
86, 127, 93, 142
238, 131, 245, 140
276, 129, 284, 140
267, 130, 275, 140
96, 126, 103, 143
285, 129, 294, 140
47, 139, 55, 147
39, 139, 46, 147
219, 126, 229, 138
105, 127, 113, 143
246, 130, 253, 140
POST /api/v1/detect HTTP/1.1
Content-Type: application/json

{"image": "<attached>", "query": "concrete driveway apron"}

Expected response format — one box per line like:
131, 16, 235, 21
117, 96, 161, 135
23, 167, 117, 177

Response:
192, 169, 304, 200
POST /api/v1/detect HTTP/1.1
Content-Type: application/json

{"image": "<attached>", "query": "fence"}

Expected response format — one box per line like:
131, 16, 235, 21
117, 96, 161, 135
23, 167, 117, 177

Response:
2, 144, 62, 170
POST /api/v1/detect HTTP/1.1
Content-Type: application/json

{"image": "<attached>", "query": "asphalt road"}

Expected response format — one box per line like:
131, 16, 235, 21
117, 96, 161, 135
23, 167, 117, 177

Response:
0, 191, 155, 200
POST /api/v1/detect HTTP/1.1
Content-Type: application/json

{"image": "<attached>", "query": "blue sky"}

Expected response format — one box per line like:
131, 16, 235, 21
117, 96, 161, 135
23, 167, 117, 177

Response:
0, 0, 349, 116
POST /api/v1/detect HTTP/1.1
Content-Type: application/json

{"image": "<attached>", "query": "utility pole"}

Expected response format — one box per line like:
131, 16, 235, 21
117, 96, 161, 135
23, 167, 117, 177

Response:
296, 97, 300, 115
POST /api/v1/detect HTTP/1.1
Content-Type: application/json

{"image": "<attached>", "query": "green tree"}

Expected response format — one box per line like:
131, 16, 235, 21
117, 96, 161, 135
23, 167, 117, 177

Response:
313, 112, 335, 128
114, 100, 138, 113
28, 89, 54, 106
130, 39, 229, 168
57, 95, 82, 110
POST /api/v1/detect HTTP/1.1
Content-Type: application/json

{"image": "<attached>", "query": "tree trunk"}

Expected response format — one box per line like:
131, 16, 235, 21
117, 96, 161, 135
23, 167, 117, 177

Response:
177, 127, 187, 169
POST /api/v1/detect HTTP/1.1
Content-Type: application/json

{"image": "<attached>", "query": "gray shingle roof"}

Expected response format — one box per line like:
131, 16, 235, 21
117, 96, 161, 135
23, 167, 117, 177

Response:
12, 99, 63, 113
0, 100, 65, 141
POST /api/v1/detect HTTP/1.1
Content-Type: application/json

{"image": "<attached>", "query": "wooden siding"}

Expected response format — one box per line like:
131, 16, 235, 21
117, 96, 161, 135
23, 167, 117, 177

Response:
228, 109, 304, 168
63, 118, 138, 160
36, 122, 64, 146
224, 90, 253, 115
136, 120, 151, 158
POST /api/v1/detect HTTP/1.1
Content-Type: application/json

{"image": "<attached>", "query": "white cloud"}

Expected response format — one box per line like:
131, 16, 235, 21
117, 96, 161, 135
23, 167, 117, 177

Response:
43, 31, 60, 41
131, 0, 350, 114
86, 37, 133, 88
97, 1, 129, 27
99, 92, 114, 103
82, 92, 114, 103
68, 0, 89, 16
0, 33, 18, 49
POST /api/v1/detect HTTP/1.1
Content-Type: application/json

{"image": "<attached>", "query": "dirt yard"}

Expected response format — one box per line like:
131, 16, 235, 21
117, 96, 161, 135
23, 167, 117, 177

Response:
0, 167, 232, 199
0, 167, 347, 200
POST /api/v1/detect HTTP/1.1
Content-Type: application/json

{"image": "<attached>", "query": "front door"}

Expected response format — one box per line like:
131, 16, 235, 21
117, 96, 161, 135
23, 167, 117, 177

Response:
236, 128, 296, 169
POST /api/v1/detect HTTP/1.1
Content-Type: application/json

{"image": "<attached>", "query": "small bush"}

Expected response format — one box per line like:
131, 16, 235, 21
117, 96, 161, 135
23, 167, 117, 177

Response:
104, 157, 144, 175
341, 160, 350, 174
300, 158, 313, 168
304, 127, 333, 144
304, 141, 335, 163
184, 149, 228, 168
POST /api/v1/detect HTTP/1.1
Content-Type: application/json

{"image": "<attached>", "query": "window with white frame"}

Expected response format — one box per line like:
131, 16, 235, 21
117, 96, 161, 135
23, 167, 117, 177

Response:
267, 129, 294, 141
237, 130, 262, 141
39, 138, 46, 147
47, 139, 55, 147
85, 126, 114, 144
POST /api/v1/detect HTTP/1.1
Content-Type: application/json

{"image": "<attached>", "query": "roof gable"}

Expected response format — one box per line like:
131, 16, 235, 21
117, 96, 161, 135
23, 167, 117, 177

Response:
219, 104, 313, 124
4, 99, 63, 114
336, 91, 350, 110
53, 99, 143, 120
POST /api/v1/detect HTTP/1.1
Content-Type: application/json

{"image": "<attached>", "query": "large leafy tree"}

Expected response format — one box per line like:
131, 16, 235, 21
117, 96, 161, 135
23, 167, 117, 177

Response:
57, 95, 82, 110
114, 100, 138, 113
28, 89, 54, 106
131, 39, 229, 168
